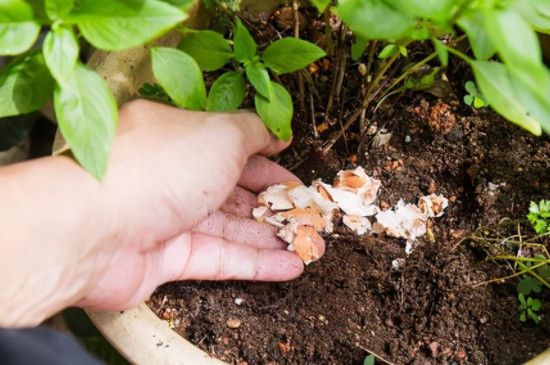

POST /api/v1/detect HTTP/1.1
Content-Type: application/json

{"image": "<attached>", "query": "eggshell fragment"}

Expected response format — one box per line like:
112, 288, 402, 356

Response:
333, 167, 381, 206
277, 207, 325, 231
418, 194, 449, 218
288, 225, 325, 265
375, 200, 427, 240
277, 222, 297, 244
258, 184, 294, 211
252, 206, 268, 222
252, 166, 448, 263
343, 215, 372, 235
318, 182, 378, 217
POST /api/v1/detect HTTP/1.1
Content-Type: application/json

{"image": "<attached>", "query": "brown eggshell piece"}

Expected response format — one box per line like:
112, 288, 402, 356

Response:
334, 174, 365, 190
278, 207, 325, 231
291, 225, 325, 265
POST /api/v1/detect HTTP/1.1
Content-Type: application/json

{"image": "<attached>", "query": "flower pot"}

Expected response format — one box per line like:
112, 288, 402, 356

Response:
46, 1, 547, 364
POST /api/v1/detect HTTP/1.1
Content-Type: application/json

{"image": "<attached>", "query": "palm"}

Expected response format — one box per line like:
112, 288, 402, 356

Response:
79, 157, 305, 311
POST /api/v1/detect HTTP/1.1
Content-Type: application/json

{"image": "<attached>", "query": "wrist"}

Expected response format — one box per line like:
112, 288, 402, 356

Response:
0, 155, 117, 327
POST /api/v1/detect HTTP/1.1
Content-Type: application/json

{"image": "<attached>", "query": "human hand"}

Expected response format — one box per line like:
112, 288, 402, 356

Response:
75, 100, 309, 311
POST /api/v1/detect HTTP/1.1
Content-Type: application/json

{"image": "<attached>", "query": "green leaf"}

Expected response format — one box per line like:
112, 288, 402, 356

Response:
471, 61, 542, 135
151, 47, 206, 110
405, 67, 439, 91
485, 8, 542, 69
69, 0, 187, 51
178, 30, 233, 72
473, 97, 486, 109
517, 277, 542, 296
432, 38, 448, 67
310, 0, 331, 13
537, 265, 550, 279
464, 94, 473, 106
245, 62, 273, 100
43, 26, 79, 83
0, 53, 55, 118
0, 0, 41, 56
27, 0, 48, 22
515, 0, 550, 34
351, 36, 368, 61
519, 292, 527, 306
465, 81, 477, 95
45, 0, 74, 19
378, 44, 398, 59
206, 71, 246, 112
234, 18, 257, 63
364, 354, 376, 365
160, 0, 195, 11
457, 10, 496, 61
531, 298, 542, 311
336, 0, 416, 41
519, 312, 527, 322
254, 81, 293, 141
507, 65, 550, 135
54, 63, 117, 180
262, 38, 326, 74
391, 0, 456, 21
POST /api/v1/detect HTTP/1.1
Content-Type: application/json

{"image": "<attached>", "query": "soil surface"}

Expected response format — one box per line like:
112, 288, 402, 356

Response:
149, 6, 550, 365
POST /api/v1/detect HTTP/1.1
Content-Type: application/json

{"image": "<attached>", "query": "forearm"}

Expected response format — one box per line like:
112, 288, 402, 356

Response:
0, 155, 115, 327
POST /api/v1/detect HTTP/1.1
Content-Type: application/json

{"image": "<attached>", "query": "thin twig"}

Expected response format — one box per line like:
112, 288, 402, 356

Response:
324, 36, 343, 117
310, 87, 319, 138
338, 88, 349, 153
321, 107, 364, 155
364, 40, 378, 82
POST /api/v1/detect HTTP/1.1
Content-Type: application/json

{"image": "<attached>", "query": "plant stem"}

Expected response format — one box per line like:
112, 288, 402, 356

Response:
293, 0, 307, 118
517, 261, 550, 289
379, 34, 468, 100
446, 46, 473, 64
472, 261, 550, 288
363, 53, 400, 107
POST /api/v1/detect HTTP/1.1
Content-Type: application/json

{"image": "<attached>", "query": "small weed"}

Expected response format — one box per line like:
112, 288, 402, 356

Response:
363, 354, 376, 365
463, 81, 487, 109
467, 202, 550, 325
518, 293, 542, 324
528, 200, 550, 234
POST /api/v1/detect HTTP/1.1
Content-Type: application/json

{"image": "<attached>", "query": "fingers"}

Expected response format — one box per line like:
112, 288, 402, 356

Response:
173, 233, 304, 282
193, 211, 285, 250
228, 111, 291, 157
239, 155, 301, 193
220, 186, 258, 218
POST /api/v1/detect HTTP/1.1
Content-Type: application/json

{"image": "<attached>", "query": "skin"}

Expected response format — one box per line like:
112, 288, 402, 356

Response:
0, 100, 321, 328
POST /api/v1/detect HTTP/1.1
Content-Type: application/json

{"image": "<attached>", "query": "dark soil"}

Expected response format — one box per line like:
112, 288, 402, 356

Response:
149, 5, 550, 365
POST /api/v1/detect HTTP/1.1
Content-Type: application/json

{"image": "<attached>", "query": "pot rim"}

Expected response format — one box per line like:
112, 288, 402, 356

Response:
86, 303, 224, 365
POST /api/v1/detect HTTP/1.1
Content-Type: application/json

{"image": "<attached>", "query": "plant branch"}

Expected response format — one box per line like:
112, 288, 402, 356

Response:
472, 261, 550, 288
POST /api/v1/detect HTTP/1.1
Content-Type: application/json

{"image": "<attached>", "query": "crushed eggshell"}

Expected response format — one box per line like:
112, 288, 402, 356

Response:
316, 181, 379, 217
276, 222, 298, 244
257, 184, 295, 211
418, 194, 449, 218
374, 194, 449, 253
343, 215, 372, 235
252, 166, 448, 263
375, 200, 428, 241
288, 225, 325, 265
